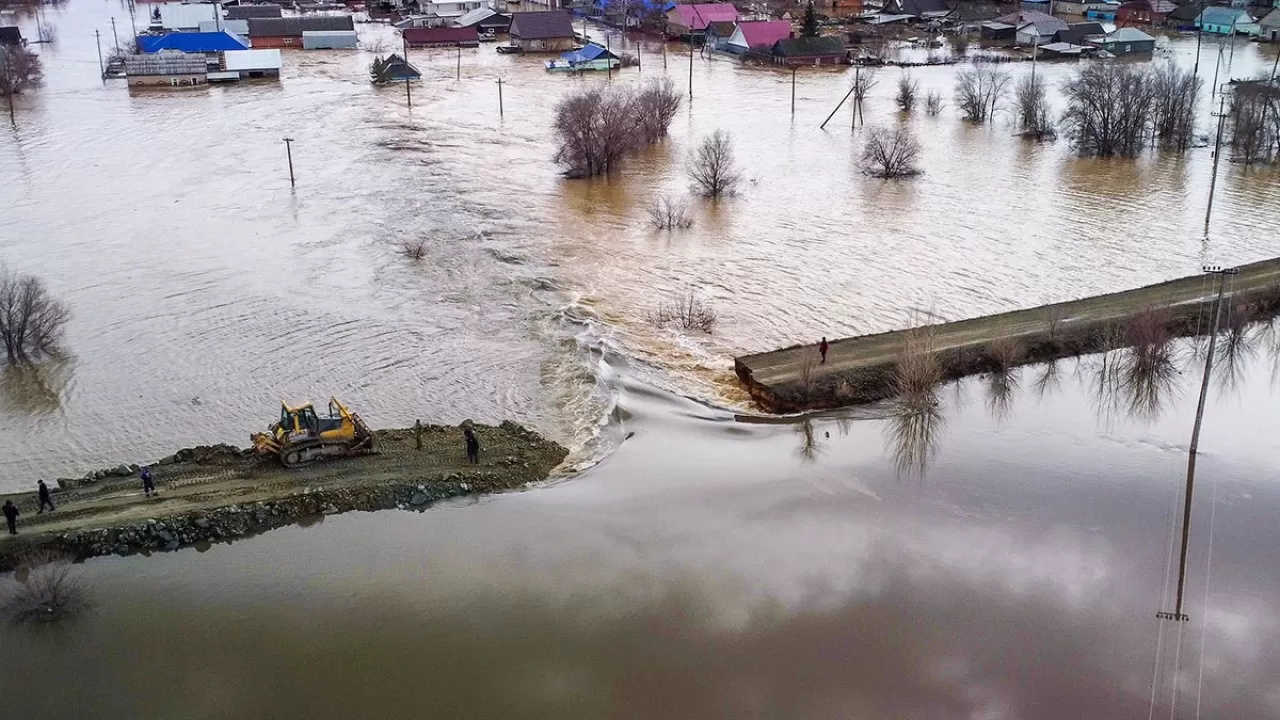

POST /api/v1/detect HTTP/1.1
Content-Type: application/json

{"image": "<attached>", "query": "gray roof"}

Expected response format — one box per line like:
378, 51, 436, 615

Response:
1105, 26, 1155, 42
226, 5, 283, 20
1262, 7, 1280, 28
124, 51, 208, 76
997, 9, 1069, 33
892, 0, 951, 17
0, 25, 23, 45
773, 35, 847, 56
1054, 21, 1104, 44
508, 11, 574, 40
246, 15, 354, 37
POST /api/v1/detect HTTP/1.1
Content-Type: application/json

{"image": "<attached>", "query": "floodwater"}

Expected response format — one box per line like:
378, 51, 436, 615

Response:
4, 336, 1280, 719
2, 1, 1280, 482
3, 2, 1280, 717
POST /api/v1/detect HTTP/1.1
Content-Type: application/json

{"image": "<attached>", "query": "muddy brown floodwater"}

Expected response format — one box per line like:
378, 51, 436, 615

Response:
2, 1, 1280, 718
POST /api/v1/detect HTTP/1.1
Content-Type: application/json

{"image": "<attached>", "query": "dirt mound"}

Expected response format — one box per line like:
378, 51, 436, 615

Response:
164, 444, 250, 466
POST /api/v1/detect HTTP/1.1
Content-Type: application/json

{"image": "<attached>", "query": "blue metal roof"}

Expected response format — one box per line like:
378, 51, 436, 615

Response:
137, 30, 250, 54
559, 42, 615, 63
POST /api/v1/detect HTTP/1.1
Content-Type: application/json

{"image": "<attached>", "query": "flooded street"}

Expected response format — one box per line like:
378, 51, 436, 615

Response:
3, 1, 1280, 480
4, 339, 1280, 718
3, 1, 1280, 716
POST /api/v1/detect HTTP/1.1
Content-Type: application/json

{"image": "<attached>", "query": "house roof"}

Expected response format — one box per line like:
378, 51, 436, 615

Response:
154, 3, 219, 29
1261, 7, 1280, 28
1054, 21, 1104, 44
123, 50, 208, 75
1166, 3, 1200, 21
732, 20, 791, 47
996, 9, 1069, 33
226, 5, 282, 20
373, 52, 421, 80
893, 0, 951, 17
0, 26, 21, 45
560, 42, 618, 62
246, 15, 355, 37
1118, 0, 1175, 14
772, 35, 847, 56
595, 0, 675, 13
222, 48, 282, 70
402, 26, 479, 43
1104, 26, 1155, 41
137, 30, 251, 53
670, 3, 740, 30
456, 6, 504, 26
706, 20, 736, 36
508, 11, 574, 39
1197, 6, 1252, 26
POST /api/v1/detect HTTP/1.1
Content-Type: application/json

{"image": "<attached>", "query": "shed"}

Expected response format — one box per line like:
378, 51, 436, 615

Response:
226, 4, 283, 20
302, 30, 359, 49
886, 0, 951, 18
980, 21, 1015, 40
724, 20, 791, 53
455, 7, 511, 32
545, 42, 619, 70
371, 52, 421, 83
507, 11, 575, 52
1089, 26, 1156, 53
0, 25, 21, 46
151, 3, 219, 31
123, 51, 208, 87
221, 48, 282, 78
137, 31, 251, 53
1195, 6, 1259, 35
198, 19, 250, 35
1054, 21, 1104, 45
247, 15, 356, 48
771, 36, 848, 65
1261, 7, 1280, 41
1037, 41, 1093, 57
665, 3, 740, 38
402, 26, 480, 47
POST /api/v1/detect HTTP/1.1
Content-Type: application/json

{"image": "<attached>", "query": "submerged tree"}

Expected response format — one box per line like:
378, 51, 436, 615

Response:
1150, 61, 1202, 153
954, 66, 1010, 123
1229, 79, 1280, 166
861, 125, 923, 178
551, 79, 682, 178
1060, 63, 1156, 157
0, 45, 43, 125
1013, 72, 1055, 140
895, 71, 919, 113
0, 267, 70, 365
688, 130, 742, 197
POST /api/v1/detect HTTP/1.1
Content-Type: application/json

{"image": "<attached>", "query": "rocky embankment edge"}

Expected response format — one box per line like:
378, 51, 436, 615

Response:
1, 478, 489, 571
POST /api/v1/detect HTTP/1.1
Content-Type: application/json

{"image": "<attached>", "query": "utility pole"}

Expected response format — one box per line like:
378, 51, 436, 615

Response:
1205, 93, 1228, 233
791, 66, 796, 116
1158, 265, 1238, 623
405, 76, 412, 107
1193, 0, 1204, 79
4, 57, 13, 127
852, 63, 862, 128
497, 77, 504, 117
606, 33, 611, 81
456, 45, 461, 80
688, 32, 693, 99
820, 80, 857, 130
95, 29, 105, 81
282, 137, 296, 188
110, 17, 120, 54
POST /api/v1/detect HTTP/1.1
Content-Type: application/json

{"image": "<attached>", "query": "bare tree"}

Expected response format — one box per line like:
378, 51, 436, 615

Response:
949, 33, 970, 57
2, 550, 89, 625
1061, 63, 1156, 158
954, 66, 1010, 123
647, 289, 717, 332
861, 125, 923, 178
924, 90, 943, 115
400, 238, 427, 260
895, 71, 919, 113
552, 83, 681, 178
687, 130, 742, 197
634, 76, 683, 143
1013, 72, 1055, 140
851, 67, 878, 126
646, 194, 694, 230
1151, 61, 1202, 153
0, 267, 70, 364
1229, 79, 1280, 166
0, 45, 43, 124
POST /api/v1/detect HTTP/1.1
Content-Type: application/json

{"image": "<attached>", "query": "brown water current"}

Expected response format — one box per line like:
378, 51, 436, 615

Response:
3, 2, 1280, 484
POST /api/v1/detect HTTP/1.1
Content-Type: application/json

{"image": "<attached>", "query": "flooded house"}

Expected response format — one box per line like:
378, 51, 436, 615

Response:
209, 48, 283, 81
225, 5, 284, 20
0, 25, 22, 46
1114, 0, 1176, 27
455, 7, 512, 33
370, 52, 421, 83
123, 51, 208, 87
1195, 6, 1260, 35
723, 20, 792, 55
1260, 7, 1280, 41
664, 3, 740, 40
246, 15, 356, 48
148, 3, 219, 32
506, 11, 575, 52
771, 36, 849, 65
1089, 25, 1156, 53
401, 26, 480, 47
417, 0, 489, 26
136, 30, 252, 55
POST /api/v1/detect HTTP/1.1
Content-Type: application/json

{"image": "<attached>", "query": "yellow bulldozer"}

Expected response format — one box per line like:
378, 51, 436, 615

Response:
252, 397, 375, 468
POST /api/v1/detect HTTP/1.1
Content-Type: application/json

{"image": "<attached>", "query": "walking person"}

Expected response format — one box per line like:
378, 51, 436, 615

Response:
819, 337, 830, 364
37, 479, 55, 514
414, 419, 424, 451
3, 500, 18, 535
464, 426, 481, 464
141, 466, 156, 498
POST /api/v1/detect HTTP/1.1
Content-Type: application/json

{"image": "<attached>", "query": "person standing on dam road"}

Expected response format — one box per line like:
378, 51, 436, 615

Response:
819, 337, 830, 364
3, 500, 18, 535
37, 480, 55, 513
464, 426, 481, 464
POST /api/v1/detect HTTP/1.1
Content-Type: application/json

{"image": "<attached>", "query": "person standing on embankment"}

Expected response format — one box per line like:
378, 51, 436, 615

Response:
3, 500, 18, 535
464, 426, 481, 464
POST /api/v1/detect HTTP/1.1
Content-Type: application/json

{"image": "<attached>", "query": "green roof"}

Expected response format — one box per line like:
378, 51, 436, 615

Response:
773, 36, 846, 57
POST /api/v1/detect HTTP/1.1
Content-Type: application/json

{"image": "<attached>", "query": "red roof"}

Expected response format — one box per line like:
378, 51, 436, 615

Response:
670, 3, 740, 30
734, 20, 791, 48
402, 26, 479, 45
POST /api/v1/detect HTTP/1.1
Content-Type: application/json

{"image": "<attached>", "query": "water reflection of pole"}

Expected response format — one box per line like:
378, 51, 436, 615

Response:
405, 77, 411, 107
1163, 265, 1237, 623
1205, 94, 1227, 233
456, 45, 461, 80
497, 77, 503, 117
791, 66, 796, 116
688, 32, 693, 99
282, 137, 296, 188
